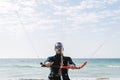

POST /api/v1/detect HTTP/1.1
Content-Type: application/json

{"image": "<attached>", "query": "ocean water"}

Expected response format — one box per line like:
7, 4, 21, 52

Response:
0, 58, 120, 79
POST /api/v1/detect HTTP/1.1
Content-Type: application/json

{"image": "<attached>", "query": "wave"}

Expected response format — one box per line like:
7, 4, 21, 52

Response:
107, 65, 120, 68
14, 65, 40, 68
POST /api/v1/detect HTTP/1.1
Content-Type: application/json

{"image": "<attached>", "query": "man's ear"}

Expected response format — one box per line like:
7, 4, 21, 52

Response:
54, 48, 56, 51
62, 48, 64, 51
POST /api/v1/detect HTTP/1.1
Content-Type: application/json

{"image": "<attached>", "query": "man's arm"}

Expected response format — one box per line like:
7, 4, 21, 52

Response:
44, 56, 54, 67
68, 57, 76, 69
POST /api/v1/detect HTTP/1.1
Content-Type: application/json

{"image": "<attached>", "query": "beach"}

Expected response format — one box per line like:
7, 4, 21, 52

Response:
1, 78, 120, 80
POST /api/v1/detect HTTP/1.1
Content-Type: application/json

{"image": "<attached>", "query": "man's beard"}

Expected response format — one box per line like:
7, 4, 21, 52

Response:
56, 51, 62, 54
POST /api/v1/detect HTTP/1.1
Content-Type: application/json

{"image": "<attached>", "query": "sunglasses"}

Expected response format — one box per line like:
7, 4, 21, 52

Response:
55, 46, 63, 49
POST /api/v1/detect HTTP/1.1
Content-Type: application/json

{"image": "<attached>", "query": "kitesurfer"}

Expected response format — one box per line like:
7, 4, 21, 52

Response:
44, 42, 76, 80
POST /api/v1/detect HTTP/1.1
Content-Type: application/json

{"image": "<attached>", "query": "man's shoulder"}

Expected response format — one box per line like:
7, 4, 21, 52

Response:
63, 56, 71, 59
47, 55, 55, 59
46, 55, 55, 61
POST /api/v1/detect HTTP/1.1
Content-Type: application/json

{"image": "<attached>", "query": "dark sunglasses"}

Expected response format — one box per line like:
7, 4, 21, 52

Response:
55, 46, 63, 49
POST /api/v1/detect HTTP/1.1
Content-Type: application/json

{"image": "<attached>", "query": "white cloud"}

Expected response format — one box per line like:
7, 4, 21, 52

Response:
20, 0, 36, 6
0, 0, 120, 34
80, 0, 103, 9
17, 0, 36, 15
104, 0, 118, 4
0, 0, 36, 16
53, 1, 104, 25
43, 0, 66, 3
0, 0, 62, 34
69, 13, 99, 24
37, 19, 61, 24
91, 27, 109, 33
0, 16, 60, 34
0, 1, 18, 13
54, 0, 104, 11
53, 0, 120, 28
100, 9, 120, 18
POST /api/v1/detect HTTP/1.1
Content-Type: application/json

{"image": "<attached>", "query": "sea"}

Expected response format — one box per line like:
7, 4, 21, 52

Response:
0, 58, 120, 79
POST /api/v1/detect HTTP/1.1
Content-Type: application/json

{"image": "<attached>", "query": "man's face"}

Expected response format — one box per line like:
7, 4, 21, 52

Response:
55, 43, 63, 54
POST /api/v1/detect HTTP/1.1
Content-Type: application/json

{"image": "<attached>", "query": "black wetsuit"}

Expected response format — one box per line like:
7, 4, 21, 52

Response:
46, 54, 75, 80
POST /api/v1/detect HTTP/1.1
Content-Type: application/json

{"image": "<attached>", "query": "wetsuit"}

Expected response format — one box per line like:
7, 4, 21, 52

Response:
45, 54, 75, 80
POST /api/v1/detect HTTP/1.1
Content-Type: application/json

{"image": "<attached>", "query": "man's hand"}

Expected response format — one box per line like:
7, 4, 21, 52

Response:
44, 62, 54, 67
68, 64, 76, 69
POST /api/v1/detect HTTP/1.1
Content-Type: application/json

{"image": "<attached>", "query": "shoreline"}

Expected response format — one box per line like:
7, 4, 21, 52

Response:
1, 78, 120, 80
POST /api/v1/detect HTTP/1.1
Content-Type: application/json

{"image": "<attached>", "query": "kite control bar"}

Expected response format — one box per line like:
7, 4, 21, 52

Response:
61, 61, 87, 69
40, 61, 87, 69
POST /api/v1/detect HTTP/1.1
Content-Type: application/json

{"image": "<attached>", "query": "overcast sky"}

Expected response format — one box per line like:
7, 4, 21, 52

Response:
0, 0, 120, 58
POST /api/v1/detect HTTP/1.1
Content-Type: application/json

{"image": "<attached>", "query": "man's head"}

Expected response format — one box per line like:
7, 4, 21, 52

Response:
54, 42, 64, 54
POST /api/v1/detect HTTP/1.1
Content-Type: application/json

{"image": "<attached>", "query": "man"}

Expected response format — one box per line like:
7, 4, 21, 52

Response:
44, 42, 76, 80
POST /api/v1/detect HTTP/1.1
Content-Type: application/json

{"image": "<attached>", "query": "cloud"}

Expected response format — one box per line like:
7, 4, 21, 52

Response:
69, 13, 99, 24
0, 0, 62, 34
0, 0, 36, 16
0, 1, 18, 13
104, 0, 118, 4
42, 0, 66, 3
53, 0, 120, 26
53, 0, 106, 11
0, 0, 120, 34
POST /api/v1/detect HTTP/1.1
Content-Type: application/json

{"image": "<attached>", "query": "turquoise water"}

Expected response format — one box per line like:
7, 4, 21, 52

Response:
0, 58, 120, 79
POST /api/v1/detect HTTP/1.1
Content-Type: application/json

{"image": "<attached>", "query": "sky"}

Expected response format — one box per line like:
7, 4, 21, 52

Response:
0, 0, 120, 58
